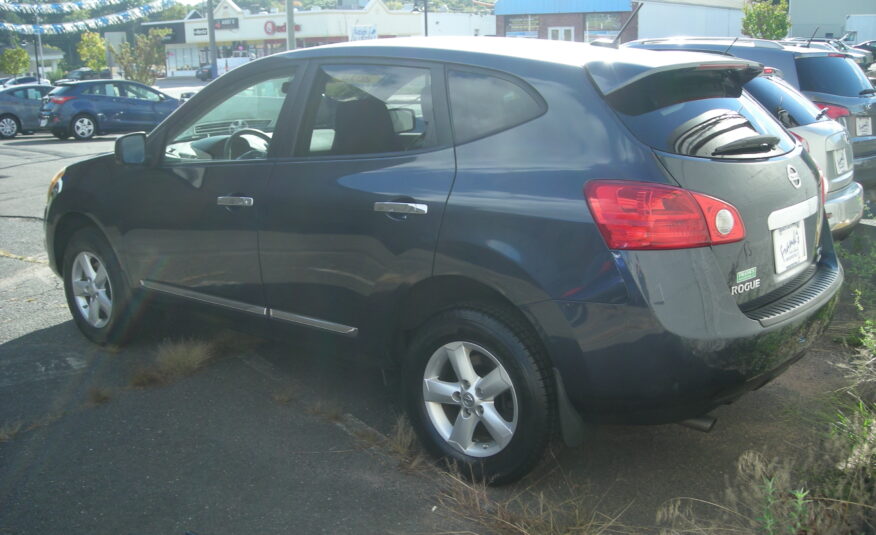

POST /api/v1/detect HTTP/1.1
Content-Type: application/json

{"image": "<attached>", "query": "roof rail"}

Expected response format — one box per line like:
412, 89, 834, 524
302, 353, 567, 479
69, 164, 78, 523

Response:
638, 36, 784, 49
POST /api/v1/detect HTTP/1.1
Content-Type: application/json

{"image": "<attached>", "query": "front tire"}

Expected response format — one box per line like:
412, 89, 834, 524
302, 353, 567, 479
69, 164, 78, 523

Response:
403, 308, 554, 485
0, 114, 20, 139
71, 114, 97, 140
62, 228, 135, 345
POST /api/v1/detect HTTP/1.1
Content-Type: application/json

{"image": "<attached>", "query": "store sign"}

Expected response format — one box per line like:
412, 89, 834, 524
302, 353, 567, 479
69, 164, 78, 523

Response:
350, 25, 377, 41
505, 15, 539, 38
214, 17, 238, 30
194, 27, 207, 36
264, 21, 300, 35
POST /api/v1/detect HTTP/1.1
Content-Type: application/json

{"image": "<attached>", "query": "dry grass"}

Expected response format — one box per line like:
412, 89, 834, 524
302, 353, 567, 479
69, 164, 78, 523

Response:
87, 387, 112, 405
131, 338, 216, 387
438, 467, 633, 535
0, 421, 23, 442
306, 400, 344, 422
271, 385, 298, 404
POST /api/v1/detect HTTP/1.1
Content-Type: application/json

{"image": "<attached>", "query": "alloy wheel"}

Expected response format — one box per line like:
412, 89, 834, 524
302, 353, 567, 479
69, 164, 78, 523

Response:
73, 117, 95, 139
422, 341, 518, 458
0, 117, 18, 137
70, 251, 113, 328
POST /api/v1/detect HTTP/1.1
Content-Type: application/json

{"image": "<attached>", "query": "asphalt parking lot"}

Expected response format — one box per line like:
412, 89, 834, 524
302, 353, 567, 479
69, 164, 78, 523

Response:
0, 101, 870, 534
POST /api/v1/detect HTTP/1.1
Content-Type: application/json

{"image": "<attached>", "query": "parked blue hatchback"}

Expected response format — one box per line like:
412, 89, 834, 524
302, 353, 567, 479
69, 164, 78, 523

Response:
40, 80, 179, 140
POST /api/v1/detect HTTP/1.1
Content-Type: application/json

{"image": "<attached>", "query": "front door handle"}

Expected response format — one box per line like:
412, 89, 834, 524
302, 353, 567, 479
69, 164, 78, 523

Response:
373, 202, 428, 215
217, 196, 254, 207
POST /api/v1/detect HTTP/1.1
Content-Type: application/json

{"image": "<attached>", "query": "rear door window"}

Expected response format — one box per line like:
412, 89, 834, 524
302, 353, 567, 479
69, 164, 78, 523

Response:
744, 76, 824, 128
297, 64, 439, 156
795, 56, 873, 97
606, 68, 795, 159
447, 69, 545, 144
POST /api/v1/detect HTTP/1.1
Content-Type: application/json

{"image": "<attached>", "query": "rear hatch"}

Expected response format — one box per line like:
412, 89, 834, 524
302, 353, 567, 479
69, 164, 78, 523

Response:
40, 84, 74, 115
587, 51, 824, 308
795, 54, 876, 162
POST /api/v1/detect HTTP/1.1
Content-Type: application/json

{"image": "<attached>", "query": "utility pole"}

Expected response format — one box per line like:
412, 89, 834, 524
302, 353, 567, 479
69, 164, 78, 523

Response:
207, 0, 218, 78
285, 0, 295, 50
34, 14, 43, 79
423, 0, 429, 36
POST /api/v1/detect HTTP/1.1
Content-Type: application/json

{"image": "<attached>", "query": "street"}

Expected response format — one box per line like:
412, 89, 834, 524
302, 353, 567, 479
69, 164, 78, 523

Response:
0, 121, 870, 533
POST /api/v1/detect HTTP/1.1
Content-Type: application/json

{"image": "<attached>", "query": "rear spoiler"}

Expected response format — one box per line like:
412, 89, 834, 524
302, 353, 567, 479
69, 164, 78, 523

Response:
588, 55, 763, 96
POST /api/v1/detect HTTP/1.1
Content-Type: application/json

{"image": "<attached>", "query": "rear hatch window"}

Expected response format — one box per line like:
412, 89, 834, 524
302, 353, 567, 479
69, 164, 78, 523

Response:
47, 85, 73, 96
744, 76, 825, 128
795, 56, 873, 97
605, 68, 795, 159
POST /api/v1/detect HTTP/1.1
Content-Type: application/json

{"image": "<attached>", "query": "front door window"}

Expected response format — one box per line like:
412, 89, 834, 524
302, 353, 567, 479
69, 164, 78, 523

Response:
164, 73, 294, 162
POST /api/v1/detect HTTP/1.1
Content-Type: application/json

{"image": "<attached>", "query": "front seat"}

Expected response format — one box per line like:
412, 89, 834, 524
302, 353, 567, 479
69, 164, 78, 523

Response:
331, 97, 400, 155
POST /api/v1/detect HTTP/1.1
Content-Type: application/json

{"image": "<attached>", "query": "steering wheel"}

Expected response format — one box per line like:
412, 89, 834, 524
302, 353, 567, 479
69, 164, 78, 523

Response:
223, 128, 271, 160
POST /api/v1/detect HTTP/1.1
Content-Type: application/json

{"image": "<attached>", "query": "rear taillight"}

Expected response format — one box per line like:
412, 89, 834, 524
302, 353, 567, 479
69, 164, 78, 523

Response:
584, 180, 745, 250
814, 102, 850, 120
50, 96, 75, 104
790, 131, 810, 152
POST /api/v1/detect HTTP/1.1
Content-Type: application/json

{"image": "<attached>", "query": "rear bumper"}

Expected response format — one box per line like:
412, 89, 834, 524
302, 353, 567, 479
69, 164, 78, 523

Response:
826, 181, 864, 238
523, 246, 842, 425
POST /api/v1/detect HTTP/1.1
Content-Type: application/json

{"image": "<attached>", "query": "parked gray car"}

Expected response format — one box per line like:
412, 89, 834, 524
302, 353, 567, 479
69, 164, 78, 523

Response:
626, 38, 876, 186
745, 74, 863, 238
0, 83, 53, 138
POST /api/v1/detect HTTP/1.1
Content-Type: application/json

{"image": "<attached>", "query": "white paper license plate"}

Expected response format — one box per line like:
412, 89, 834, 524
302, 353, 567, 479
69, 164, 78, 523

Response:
858, 116, 872, 137
834, 148, 849, 174
773, 220, 807, 274
39, 118, 47, 127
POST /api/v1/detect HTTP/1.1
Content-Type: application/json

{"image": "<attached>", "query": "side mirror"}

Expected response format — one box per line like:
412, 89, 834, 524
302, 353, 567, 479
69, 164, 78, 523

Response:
388, 108, 416, 133
115, 132, 147, 165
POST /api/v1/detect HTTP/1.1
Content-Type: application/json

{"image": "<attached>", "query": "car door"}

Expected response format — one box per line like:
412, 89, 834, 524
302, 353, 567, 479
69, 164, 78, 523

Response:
116, 64, 300, 311
258, 60, 455, 348
119, 83, 176, 131
80, 82, 125, 132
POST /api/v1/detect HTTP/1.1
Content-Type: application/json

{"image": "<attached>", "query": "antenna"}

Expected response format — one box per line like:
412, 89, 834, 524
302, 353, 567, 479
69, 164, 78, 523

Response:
806, 26, 819, 48
722, 36, 739, 55
591, 2, 643, 48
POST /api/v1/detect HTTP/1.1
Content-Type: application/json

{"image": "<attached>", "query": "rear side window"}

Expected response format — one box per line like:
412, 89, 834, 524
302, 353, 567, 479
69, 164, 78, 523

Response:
607, 68, 795, 159
795, 56, 872, 97
744, 76, 823, 127
448, 69, 545, 144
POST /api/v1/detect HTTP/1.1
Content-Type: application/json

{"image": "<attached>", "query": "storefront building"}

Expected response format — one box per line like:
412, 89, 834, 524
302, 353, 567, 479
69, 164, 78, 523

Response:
493, 0, 743, 43
150, 0, 494, 77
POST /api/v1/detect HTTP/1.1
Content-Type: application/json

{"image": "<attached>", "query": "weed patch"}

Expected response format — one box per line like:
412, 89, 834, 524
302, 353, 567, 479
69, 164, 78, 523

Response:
130, 338, 216, 387
0, 421, 23, 442
87, 387, 112, 405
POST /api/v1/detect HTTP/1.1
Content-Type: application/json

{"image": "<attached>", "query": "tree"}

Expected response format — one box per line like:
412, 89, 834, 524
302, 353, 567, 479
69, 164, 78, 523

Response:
0, 47, 31, 76
77, 31, 108, 71
110, 28, 171, 85
741, 0, 790, 40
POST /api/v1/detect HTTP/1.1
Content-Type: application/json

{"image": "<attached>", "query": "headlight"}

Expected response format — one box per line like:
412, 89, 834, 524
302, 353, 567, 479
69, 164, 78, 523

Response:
47, 168, 65, 201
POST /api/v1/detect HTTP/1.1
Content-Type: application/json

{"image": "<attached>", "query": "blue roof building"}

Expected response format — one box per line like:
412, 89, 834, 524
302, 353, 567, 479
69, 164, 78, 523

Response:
494, 0, 635, 42
495, 0, 632, 15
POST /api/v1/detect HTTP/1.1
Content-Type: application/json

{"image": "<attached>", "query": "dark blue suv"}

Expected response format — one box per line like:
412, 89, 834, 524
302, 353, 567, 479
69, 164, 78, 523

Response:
44, 38, 842, 483
40, 80, 179, 140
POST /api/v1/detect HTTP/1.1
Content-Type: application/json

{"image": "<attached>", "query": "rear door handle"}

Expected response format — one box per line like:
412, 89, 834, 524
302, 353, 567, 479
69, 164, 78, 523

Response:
217, 196, 254, 207
373, 202, 428, 215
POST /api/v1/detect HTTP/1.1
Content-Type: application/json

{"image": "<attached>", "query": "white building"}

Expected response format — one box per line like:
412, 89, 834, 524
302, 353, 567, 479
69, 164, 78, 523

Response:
637, 0, 743, 39
154, 0, 495, 77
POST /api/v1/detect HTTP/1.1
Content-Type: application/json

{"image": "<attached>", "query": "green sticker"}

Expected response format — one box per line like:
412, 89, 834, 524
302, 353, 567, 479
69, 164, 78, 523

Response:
736, 267, 757, 284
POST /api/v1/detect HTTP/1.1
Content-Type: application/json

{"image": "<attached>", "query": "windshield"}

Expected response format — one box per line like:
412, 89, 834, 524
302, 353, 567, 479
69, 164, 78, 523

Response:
795, 56, 874, 97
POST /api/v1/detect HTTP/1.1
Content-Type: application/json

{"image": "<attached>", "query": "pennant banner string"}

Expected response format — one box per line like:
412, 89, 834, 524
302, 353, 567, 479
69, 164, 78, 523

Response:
0, 0, 177, 33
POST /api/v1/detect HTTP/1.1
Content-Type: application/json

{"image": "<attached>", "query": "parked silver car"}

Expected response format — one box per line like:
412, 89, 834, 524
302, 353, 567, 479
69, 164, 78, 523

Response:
745, 74, 864, 238
0, 83, 53, 138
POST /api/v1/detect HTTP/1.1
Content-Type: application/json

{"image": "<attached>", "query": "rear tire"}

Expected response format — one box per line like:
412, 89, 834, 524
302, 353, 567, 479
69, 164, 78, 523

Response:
403, 307, 554, 485
52, 128, 70, 140
71, 114, 97, 140
0, 114, 20, 139
62, 228, 137, 345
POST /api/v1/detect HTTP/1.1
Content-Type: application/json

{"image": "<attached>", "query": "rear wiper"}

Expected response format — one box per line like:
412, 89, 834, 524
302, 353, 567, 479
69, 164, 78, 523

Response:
712, 135, 780, 156
860, 88, 876, 96
815, 108, 830, 120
